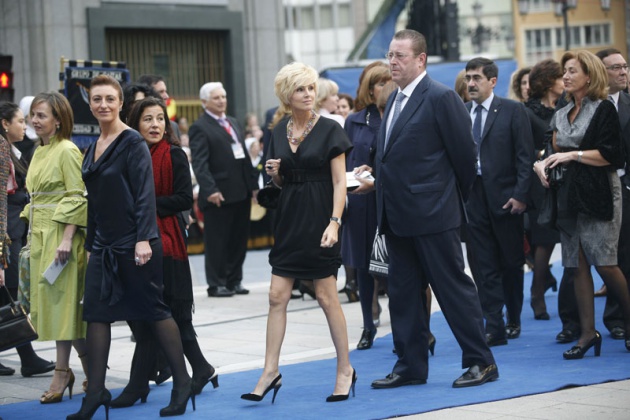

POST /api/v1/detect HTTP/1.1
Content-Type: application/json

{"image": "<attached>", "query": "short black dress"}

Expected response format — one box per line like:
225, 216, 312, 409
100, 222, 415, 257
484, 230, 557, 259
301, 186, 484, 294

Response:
81, 129, 171, 322
267, 116, 352, 279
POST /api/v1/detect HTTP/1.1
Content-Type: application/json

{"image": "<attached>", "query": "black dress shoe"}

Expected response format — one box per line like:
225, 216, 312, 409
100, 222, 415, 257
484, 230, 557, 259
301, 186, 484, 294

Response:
556, 329, 578, 343
505, 324, 521, 339
452, 364, 499, 388
610, 326, 626, 340
357, 328, 376, 350
0, 363, 15, 376
21, 359, 56, 377
371, 373, 426, 389
230, 283, 250, 295
207, 286, 235, 297
485, 333, 507, 347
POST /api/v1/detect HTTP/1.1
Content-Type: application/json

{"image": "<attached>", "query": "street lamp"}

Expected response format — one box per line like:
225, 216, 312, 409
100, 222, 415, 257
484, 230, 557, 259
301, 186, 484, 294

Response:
518, 0, 613, 51
552, 0, 577, 51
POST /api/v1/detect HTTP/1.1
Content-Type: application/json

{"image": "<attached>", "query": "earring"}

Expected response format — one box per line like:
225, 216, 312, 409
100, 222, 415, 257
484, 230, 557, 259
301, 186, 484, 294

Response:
56, 124, 60, 130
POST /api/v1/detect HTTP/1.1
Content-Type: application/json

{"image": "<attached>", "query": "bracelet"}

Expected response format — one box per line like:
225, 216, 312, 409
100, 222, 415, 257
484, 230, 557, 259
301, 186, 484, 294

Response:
577, 150, 583, 163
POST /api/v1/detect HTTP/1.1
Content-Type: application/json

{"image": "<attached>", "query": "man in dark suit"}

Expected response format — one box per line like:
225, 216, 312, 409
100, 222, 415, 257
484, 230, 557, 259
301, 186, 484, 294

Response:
137, 74, 182, 140
463, 58, 534, 346
594, 49, 630, 339
189, 82, 258, 297
355, 30, 497, 389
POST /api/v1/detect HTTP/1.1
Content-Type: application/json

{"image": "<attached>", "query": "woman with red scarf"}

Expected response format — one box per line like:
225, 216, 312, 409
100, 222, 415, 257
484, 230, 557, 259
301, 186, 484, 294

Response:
110, 97, 217, 409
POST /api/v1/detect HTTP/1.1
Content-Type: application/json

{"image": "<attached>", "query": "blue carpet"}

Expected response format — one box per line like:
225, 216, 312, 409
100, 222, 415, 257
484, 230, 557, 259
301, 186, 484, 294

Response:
2, 265, 629, 420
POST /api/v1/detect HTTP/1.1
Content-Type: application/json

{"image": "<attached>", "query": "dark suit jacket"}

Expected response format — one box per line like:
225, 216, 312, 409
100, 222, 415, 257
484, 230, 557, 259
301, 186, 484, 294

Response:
465, 96, 535, 214
375, 75, 477, 237
618, 91, 630, 174
189, 113, 258, 210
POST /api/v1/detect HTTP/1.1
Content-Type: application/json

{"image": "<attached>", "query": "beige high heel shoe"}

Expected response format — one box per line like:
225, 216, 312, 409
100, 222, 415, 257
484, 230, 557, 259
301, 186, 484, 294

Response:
40, 368, 75, 404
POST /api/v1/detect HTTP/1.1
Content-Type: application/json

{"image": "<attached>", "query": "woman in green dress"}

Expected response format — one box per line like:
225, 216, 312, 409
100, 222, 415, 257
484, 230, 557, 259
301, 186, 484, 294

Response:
24, 92, 88, 404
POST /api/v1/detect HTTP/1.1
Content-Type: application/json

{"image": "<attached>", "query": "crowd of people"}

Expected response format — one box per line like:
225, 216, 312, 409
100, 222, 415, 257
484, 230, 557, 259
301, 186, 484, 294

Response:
0, 28, 629, 418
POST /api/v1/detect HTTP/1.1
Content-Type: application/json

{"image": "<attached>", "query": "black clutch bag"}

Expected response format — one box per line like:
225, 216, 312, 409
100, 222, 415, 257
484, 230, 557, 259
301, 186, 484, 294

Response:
546, 164, 567, 189
0, 285, 39, 352
257, 180, 281, 209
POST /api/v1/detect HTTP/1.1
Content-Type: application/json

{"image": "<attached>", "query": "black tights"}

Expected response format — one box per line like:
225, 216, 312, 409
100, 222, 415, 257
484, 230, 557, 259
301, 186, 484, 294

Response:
356, 268, 375, 330
86, 318, 190, 394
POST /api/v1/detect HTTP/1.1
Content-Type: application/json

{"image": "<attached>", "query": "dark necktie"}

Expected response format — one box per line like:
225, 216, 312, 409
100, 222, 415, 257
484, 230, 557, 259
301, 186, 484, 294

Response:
384, 91, 405, 149
472, 105, 483, 146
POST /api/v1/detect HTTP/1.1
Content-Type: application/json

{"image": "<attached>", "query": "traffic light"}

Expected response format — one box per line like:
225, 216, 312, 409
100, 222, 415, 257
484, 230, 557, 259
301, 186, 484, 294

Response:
0, 55, 14, 103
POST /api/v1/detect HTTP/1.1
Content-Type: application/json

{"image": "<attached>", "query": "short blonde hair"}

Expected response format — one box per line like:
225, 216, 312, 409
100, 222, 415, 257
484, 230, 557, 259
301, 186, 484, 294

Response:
274, 62, 319, 116
316, 78, 339, 110
561, 50, 608, 101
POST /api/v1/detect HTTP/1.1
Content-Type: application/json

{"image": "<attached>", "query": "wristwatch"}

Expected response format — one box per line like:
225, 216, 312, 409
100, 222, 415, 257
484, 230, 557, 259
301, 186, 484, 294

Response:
330, 217, 341, 226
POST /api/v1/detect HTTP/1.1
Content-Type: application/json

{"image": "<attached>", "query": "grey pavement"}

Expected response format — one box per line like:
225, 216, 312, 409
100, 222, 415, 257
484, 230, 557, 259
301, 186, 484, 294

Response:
1, 248, 629, 419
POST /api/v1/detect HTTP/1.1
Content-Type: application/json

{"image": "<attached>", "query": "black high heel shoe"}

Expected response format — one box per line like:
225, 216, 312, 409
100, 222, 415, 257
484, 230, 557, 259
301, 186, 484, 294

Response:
563, 331, 602, 360
192, 364, 219, 395
110, 386, 150, 408
298, 282, 316, 300
67, 389, 111, 420
159, 383, 195, 417
343, 284, 359, 303
428, 333, 437, 356
241, 374, 282, 404
545, 267, 558, 293
357, 328, 376, 350
326, 369, 357, 402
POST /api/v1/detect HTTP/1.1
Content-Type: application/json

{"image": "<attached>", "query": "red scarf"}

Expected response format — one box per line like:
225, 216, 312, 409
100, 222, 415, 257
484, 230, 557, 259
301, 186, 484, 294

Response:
150, 139, 187, 260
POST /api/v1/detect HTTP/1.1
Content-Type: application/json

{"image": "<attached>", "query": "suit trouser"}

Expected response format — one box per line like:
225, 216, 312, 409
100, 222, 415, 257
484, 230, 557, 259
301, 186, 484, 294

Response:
604, 185, 630, 331
386, 227, 495, 380
202, 198, 251, 290
466, 178, 525, 336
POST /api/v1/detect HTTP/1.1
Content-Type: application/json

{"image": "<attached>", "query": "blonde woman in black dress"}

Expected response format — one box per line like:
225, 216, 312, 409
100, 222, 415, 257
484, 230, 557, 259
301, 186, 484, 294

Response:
241, 62, 355, 403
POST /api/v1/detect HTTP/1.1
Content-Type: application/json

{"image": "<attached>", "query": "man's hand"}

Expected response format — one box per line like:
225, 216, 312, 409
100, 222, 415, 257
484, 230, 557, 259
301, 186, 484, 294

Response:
349, 165, 375, 195
502, 198, 527, 215
208, 191, 225, 207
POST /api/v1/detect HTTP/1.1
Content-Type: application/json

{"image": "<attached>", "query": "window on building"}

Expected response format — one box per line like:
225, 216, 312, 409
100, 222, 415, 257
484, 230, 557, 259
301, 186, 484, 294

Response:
583, 23, 611, 46
320, 4, 333, 29
338, 3, 351, 27
300, 6, 315, 30
525, 28, 553, 64
529, 0, 552, 12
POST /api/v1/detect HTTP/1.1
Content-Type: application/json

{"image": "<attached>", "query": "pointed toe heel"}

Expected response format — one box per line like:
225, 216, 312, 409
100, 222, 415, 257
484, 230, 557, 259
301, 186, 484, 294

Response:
241, 374, 282, 404
326, 369, 357, 402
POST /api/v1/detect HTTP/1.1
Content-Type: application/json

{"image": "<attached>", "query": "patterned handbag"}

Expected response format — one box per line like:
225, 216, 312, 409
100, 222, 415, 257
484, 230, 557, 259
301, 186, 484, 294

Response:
17, 206, 32, 312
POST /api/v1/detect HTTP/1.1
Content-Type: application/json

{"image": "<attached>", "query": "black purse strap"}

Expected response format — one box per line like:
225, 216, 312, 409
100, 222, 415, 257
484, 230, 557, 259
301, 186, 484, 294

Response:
1, 285, 18, 307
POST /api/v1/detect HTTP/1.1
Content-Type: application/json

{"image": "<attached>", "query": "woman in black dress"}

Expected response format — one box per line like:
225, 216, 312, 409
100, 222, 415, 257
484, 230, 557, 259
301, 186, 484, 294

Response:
241, 62, 355, 403
67, 75, 193, 419
109, 97, 217, 409
523, 59, 564, 320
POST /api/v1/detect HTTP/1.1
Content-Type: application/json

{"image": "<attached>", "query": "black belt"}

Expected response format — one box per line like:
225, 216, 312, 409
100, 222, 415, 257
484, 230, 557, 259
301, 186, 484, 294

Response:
284, 169, 331, 183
